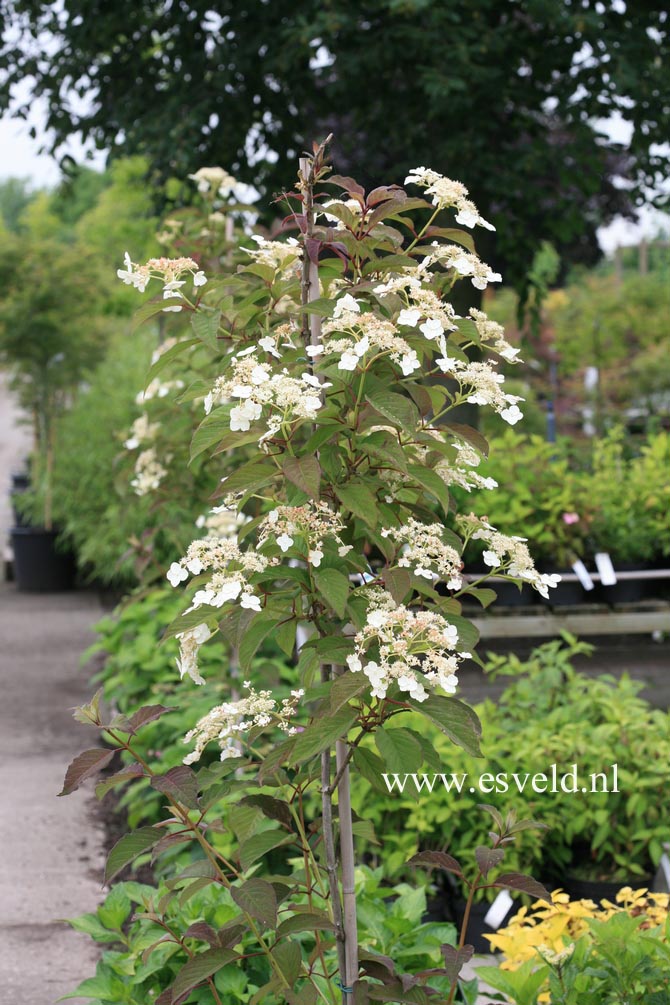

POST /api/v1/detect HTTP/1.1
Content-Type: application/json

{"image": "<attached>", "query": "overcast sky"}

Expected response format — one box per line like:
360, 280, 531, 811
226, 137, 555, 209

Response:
0, 100, 667, 255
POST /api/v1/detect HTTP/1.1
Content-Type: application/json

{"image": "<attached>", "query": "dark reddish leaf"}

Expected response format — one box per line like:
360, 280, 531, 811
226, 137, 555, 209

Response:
326, 174, 366, 200
492, 873, 551, 901
95, 762, 145, 799
127, 704, 177, 734
170, 948, 237, 1001
475, 846, 505, 878
441, 944, 474, 983
184, 922, 218, 945
59, 747, 116, 796
151, 765, 200, 809
408, 850, 463, 877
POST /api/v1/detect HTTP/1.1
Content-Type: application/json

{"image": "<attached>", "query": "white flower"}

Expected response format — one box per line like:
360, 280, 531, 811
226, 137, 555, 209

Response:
277, 533, 294, 552
193, 271, 207, 287
308, 549, 324, 566
347, 655, 362, 673
455, 206, 496, 231
420, 318, 444, 341
211, 580, 243, 606
400, 351, 420, 376
398, 307, 421, 328
305, 344, 325, 356
333, 293, 361, 318
167, 562, 188, 587
240, 592, 261, 611
204, 392, 214, 415
259, 335, 282, 358
483, 550, 502, 568
501, 404, 524, 425
250, 365, 270, 385
186, 555, 204, 575
338, 351, 360, 371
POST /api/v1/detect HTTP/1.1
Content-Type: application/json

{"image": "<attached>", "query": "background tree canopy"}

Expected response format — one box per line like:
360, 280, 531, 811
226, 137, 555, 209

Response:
1, 1, 669, 287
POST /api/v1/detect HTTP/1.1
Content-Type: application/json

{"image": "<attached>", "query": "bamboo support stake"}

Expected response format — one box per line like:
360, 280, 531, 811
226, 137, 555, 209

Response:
299, 144, 358, 1001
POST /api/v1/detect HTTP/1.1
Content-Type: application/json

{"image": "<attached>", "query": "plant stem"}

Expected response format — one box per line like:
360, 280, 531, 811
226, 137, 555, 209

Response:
336, 736, 358, 1001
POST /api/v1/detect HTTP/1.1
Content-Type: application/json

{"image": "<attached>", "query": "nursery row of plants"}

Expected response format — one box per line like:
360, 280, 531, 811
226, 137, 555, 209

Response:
4, 151, 670, 1004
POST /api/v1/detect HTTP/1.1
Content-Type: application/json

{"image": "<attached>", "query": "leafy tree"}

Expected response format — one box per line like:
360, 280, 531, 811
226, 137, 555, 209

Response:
2, 1, 669, 286
0, 176, 36, 231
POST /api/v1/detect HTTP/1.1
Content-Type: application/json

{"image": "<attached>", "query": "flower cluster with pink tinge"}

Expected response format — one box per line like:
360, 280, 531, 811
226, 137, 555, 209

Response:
458, 514, 561, 599
117, 254, 206, 311
381, 518, 463, 588
182, 683, 304, 764
258, 503, 351, 567
345, 589, 470, 703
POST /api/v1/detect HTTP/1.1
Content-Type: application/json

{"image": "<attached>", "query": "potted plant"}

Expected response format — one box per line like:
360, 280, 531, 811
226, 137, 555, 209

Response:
0, 234, 107, 590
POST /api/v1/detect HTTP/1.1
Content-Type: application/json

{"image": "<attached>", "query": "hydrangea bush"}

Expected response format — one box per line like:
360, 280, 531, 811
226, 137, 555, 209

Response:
64, 141, 555, 1005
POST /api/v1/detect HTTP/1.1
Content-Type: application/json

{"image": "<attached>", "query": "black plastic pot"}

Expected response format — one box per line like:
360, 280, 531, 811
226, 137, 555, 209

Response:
539, 571, 586, 607
593, 562, 648, 606
562, 874, 652, 903
489, 579, 537, 608
10, 527, 76, 592
10, 469, 31, 527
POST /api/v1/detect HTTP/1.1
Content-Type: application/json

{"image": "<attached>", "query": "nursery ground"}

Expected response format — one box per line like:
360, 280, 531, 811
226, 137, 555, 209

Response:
0, 581, 105, 1005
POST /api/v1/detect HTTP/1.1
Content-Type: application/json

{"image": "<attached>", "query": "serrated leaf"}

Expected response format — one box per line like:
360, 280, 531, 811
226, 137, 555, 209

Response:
275, 618, 297, 657
313, 568, 350, 618
466, 586, 498, 609
408, 850, 463, 877
231, 878, 277, 928
191, 309, 222, 350
406, 463, 451, 517
170, 947, 237, 1000
412, 696, 482, 757
239, 831, 293, 871
276, 911, 336, 938
441, 944, 474, 983
334, 481, 379, 526
366, 390, 419, 430
305, 635, 355, 662
291, 706, 357, 764
353, 747, 388, 792
272, 940, 302, 985
190, 406, 233, 461
241, 794, 292, 829
72, 689, 103, 726
383, 567, 412, 605
59, 747, 116, 796
492, 873, 551, 901
151, 766, 200, 810
133, 297, 170, 330
145, 337, 199, 382
184, 922, 218, 945
104, 826, 161, 884
445, 422, 489, 457
475, 847, 505, 878
162, 606, 219, 642
375, 727, 422, 774
127, 704, 176, 734
329, 672, 367, 713
282, 455, 321, 500
239, 614, 279, 672
216, 460, 277, 497
95, 763, 144, 799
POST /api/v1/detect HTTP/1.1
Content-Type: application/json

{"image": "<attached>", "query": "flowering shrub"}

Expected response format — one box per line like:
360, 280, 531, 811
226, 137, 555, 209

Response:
64, 144, 556, 1004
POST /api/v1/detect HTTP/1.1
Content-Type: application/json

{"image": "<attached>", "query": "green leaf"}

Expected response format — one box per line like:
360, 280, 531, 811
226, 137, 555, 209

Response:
366, 390, 419, 430
276, 911, 336, 938
190, 406, 233, 461
412, 696, 482, 757
162, 605, 218, 643
383, 567, 412, 605
353, 747, 389, 792
215, 460, 277, 498
424, 226, 476, 252
445, 422, 489, 457
191, 308, 222, 350
231, 878, 277, 928
272, 940, 302, 985
170, 947, 237, 1001
334, 481, 379, 527
146, 337, 199, 382
59, 747, 116, 796
444, 614, 480, 652
466, 586, 498, 609
375, 727, 423, 774
304, 635, 355, 663
239, 831, 292, 871
239, 614, 279, 672
104, 826, 161, 884
406, 463, 451, 517
97, 885, 132, 931
291, 706, 358, 763
132, 297, 169, 330
329, 672, 367, 713
313, 568, 350, 618
282, 455, 321, 500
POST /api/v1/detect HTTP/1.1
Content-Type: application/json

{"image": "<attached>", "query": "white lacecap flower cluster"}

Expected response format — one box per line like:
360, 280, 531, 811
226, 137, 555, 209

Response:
258, 502, 352, 567
130, 447, 169, 496
458, 514, 561, 599
203, 352, 325, 444
182, 684, 304, 763
124, 413, 159, 451
242, 235, 302, 272
188, 166, 237, 197
380, 518, 463, 589
195, 504, 249, 538
117, 254, 207, 311
424, 243, 502, 291
404, 167, 496, 231
346, 589, 470, 703
167, 537, 274, 614
320, 294, 421, 376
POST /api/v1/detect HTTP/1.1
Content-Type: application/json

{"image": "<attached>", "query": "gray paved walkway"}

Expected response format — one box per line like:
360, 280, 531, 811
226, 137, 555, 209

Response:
0, 582, 105, 1003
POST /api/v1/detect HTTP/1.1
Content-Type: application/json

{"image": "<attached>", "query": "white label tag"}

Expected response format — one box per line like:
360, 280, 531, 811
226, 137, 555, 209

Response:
595, 552, 617, 586
572, 559, 595, 591
653, 853, 670, 893
484, 889, 514, 930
